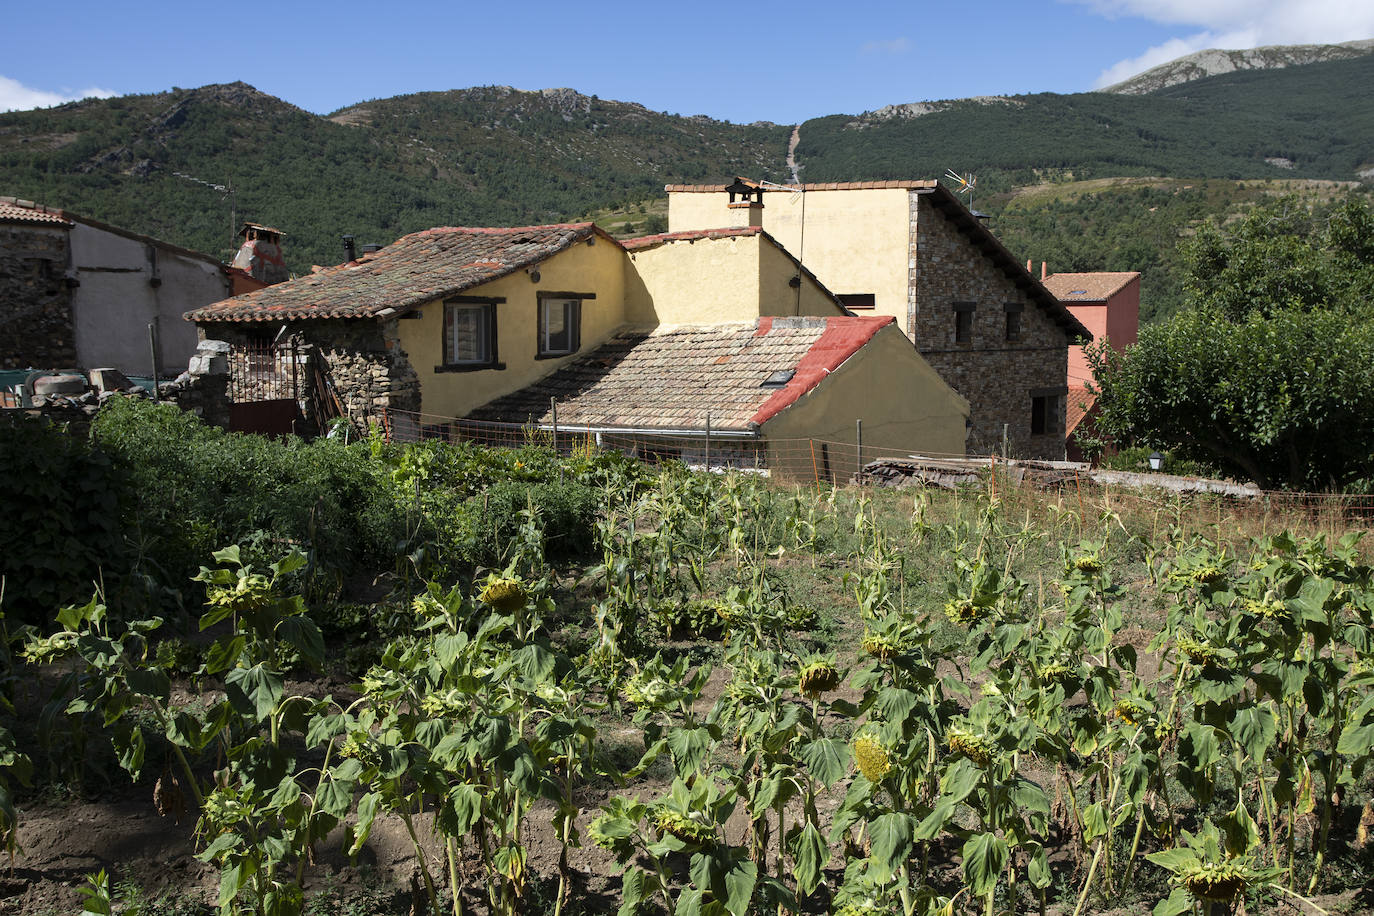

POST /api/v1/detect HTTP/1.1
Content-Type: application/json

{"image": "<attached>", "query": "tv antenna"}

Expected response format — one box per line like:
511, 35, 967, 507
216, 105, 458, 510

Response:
944, 169, 976, 210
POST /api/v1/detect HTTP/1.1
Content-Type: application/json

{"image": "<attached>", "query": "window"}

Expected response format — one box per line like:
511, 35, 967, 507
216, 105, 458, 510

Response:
1004, 303, 1023, 342
953, 302, 975, 344
1031, 392, 1062, 435
838, 293, 875, 310
443, 298, 499, 368
537, 294, 587, 358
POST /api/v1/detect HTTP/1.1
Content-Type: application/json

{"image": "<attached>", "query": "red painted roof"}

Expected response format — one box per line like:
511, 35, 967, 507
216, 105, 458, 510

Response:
751, 315, 893, 424
188, 223, 620, 322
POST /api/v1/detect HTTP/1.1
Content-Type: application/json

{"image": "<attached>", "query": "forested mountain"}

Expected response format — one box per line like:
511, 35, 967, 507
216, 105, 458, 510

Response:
1103, 38, 1374, 94
0, 52, 1370, 311
0, 83, 789, 270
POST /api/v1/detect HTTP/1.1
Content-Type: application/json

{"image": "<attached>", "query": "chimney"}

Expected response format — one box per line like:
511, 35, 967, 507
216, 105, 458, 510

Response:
342, 235, 357, 264
1041, 261, 1047, 281
231, 223, 289, 285
1026, 259, 1032, 273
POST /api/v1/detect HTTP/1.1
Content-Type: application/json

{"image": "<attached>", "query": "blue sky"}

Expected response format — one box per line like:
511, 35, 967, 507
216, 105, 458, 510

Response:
3, 0, 1371, 121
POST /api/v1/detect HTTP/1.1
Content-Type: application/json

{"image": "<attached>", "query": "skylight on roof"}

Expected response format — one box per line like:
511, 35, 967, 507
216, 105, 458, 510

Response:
1069, 290, 1088, 296
761, 369, 795, 387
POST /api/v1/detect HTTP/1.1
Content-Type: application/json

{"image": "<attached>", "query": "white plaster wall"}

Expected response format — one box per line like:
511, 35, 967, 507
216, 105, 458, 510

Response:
69, 223, 229, 375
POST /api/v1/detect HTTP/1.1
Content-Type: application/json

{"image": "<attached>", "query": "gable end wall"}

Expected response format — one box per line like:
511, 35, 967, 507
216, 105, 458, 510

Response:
909, 192, 1070, 460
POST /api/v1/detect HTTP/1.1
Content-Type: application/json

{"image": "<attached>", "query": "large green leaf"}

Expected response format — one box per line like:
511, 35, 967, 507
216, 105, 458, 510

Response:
798, 737, 848, 788
276, 617, 324, 668
961, 832, 1009, 897
225, 664, 283, 722
867, 812, 914, 884
791, 822, 828, 897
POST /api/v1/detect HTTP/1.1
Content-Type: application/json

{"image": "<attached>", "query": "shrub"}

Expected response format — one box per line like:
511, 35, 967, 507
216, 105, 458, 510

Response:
0, 416, 123, 624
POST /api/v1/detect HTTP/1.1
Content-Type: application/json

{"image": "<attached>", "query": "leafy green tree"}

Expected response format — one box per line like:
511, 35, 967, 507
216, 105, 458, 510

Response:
1089, 196, 1374, 490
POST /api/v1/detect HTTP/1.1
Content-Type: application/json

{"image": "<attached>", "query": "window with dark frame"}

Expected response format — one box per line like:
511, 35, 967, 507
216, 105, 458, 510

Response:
537, 294, 586, 358
443, 298, 498, 367
1004, 303, 1023, 342
953, 302, 975, 344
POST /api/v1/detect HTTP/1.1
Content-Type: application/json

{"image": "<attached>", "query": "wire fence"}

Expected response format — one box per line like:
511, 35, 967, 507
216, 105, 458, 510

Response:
375, 407, 1374, 532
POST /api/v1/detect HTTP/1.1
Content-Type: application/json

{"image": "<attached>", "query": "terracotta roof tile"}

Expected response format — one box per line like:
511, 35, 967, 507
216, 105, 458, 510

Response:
187, 223, 619, 323
1066, 385, 1097, 437
0, 197, 73, 226
621, 226, 762, 251
466, 316, 894, 432
1043, 272, 1141, 302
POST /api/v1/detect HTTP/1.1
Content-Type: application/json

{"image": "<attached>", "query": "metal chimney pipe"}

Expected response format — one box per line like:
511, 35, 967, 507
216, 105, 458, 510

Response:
342, 235, 357, 263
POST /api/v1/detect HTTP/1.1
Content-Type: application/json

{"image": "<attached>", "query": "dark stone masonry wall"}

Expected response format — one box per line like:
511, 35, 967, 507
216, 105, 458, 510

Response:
197, 318, 420, 431
0, 224, 76, 369
908, 192, 1070, 460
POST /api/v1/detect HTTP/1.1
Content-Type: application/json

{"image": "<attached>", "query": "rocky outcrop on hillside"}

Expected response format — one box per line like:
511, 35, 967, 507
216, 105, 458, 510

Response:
1106, 39, 1374, 94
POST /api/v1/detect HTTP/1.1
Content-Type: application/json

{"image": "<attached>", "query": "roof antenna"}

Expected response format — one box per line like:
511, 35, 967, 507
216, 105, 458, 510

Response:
944, 169, 976, 212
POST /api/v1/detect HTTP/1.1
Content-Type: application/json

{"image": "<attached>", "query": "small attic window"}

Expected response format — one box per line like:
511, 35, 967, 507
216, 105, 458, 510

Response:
761, 369, 795, 387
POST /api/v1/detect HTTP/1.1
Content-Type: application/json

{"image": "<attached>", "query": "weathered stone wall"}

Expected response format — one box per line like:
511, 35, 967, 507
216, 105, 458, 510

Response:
909, 193, 1069, 460
197, 318, 421, 432
0, 224, 76, 369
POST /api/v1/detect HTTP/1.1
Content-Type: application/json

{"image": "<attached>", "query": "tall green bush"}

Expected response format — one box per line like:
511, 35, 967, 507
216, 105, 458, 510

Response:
0, 417, 123, 624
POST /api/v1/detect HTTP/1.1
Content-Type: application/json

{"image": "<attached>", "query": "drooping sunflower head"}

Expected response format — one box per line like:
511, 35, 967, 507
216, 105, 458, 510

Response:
797, 656, 842, 698
480, 577, 529, 613
946, 724, 994, 767
861, 628, 904, 661
1180, 860, 1251, 903
852, 731, 894, 783
1114, 697, 1153, 727
652, 806, 714, 845
943, 598, 989, 626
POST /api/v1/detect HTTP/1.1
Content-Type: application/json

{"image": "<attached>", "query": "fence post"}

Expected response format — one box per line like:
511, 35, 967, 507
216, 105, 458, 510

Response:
705, 411, 712, 471
148, 323, 160, 402
810, 439, 819, 487
856, 418, 863, 481
550, 397, 558, 453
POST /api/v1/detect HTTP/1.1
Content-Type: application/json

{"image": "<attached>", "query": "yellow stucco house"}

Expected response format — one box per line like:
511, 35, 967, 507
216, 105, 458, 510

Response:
187, 220, 969, 473
667, 179, 1091, 460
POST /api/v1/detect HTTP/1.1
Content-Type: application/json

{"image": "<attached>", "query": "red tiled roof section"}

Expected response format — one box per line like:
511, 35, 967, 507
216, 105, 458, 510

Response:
465, 316, 892, 432
1042, 272, 1140, 302
0, 197, 73, 226
621, 226, 762, 251
1065, 385, 1097, 437
186, 223, 615, 323
665, 180, 939, 193
751, 315, 893, 425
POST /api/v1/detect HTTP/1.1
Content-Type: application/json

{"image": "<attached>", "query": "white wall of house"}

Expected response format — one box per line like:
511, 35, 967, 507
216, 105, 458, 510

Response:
69, 222, 230, 375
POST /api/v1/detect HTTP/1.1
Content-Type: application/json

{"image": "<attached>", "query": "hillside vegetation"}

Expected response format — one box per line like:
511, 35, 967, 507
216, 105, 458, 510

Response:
0, 55, 1371, 312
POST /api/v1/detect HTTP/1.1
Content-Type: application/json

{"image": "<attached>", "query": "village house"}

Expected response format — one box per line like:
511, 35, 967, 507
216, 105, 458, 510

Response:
1039, 269, 1140, 460
0, 197, 265, 375
186, 221, 969, 473
665, 179, 1091, 460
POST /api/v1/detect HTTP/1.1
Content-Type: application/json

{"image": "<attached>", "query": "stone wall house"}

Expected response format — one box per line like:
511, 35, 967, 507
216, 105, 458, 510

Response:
0, 196, 267, 375
186, 221, 969, 462
1, 200, 78, 369
666, 180, 1092, 459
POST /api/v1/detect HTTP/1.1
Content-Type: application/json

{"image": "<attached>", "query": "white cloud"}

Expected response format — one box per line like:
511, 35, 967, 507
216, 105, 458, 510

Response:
0, 75, 117, 112
860, 37, 911, 56
1074, 1, 1374, 87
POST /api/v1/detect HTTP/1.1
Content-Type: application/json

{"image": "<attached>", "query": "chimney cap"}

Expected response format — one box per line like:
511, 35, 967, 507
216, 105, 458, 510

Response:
238, 222, 285, 239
